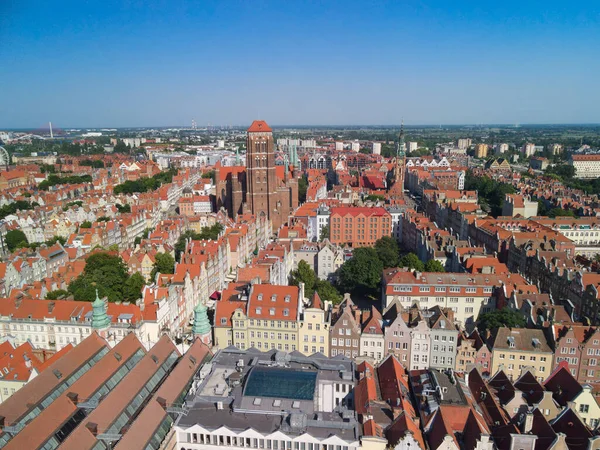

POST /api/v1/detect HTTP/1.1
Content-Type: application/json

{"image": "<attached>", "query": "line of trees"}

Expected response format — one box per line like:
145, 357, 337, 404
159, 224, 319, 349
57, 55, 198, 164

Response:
113, 169, 177, 195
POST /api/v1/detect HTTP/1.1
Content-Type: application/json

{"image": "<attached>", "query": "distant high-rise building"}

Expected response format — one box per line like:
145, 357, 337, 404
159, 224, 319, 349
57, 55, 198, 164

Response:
335, 141, 344, 151
495, 143, 509, 154
458, 138, 472, 150
522, 143, 537, 157
475, 143, 489, 159
351, 141, 360, 152
408, 141, 418, 153
549, 143, 563, 155
372, 142, 381, 155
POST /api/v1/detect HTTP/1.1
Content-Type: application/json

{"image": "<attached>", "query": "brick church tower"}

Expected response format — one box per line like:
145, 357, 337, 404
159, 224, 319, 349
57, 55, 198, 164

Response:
246, 120, 281, 226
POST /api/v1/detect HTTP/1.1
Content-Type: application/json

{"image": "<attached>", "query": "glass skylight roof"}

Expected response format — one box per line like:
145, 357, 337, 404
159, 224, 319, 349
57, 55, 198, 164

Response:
244, 367, 317, 400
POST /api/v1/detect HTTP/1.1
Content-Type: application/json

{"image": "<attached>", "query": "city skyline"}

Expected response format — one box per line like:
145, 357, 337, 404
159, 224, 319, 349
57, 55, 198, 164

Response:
1, 0, 599, 128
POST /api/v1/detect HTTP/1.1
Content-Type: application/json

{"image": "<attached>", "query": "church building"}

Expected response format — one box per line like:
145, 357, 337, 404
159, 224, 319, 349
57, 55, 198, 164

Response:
215, 120, 298, 230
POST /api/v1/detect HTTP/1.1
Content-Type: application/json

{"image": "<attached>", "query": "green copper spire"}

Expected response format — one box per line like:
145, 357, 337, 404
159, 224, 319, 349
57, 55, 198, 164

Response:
92, 289, 111, 330
192, 302, 211, 336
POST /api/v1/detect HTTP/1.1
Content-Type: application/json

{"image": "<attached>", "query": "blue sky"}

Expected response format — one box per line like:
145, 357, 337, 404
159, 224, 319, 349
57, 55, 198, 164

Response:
1, 0, 599, 128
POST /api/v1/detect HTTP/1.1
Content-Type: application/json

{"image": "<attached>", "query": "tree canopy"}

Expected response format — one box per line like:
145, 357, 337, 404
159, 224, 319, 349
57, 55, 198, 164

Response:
113, 169, 176, 195
290, 260, 342, 305
150, 252, 176, 280
319, 225, 330, 241
174, 224, 225, 260
424, 259, 446, 272
464, 171, 516, 217
38, 174, 92, 190
68, 252, 144, 302
337, 247, 383, 295
298, 177, 308, 203
477, 307, 525, 335
374, 236, 399, 268
5, 229, 28, 252
399, 253, 425, 272
0, 200, 39, 220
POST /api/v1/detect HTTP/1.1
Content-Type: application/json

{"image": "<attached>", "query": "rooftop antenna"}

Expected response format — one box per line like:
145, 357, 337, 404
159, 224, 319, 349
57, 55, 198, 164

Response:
49, 122, 54, 139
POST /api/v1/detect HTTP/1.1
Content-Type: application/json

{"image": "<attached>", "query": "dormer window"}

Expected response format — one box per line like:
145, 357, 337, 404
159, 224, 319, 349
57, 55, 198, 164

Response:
221, 318, 227, 325
271, 295, 277, 302
257, 294, 263, 301
256, 307, 262, 314
269, 308, 275, 316
283, 309, 289, 317
284, 295, 291, 303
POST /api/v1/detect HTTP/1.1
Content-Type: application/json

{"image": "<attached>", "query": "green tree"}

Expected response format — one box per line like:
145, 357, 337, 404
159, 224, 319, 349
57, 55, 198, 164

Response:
116, 203, 131, 214
337, 247, 383, 295
399, 253, 425, 272
315, 279, 342, 305
123, 272, 145, 301
548, 208, 576, 218
150, 252, 176, 280
319, 225, 330, 241
477, 308, 526, 335
97, 216, 110, 222
80, 221, 92, 229
67, 252, 130, 302
298, 176, 308, 203
45, 236, 66, 246
46, 289, 69, 300
290, 260, 317, 295
424, 259, 446, 272
5, 229, 28, 252
174, 224, 225, 261
374, 236, 399, 268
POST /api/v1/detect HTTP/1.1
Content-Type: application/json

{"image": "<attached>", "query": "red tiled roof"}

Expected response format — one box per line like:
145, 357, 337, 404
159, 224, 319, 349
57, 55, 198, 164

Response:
247, 120, 272, 132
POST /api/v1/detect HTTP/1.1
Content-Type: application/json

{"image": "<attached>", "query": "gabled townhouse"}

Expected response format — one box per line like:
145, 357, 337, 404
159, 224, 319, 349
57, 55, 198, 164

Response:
455, 329, 491, 375
329, 295, 361, 358
427, 306, 458, 371
407, 308, 431, 371
359, 306, 385, 363
298, 292, 330, 356
317, 239, 345, 280
382, 301, 412, 366
544, 361, 600, 429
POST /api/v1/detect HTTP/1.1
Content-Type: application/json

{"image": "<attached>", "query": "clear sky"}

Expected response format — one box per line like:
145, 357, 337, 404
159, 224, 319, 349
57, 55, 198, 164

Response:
1, 0, 599, 128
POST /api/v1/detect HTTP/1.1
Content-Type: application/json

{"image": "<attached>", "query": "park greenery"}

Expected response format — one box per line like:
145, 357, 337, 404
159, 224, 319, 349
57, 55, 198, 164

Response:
113, 169, 177, 195
67, 252, 145, 302
38, 174, 92, 190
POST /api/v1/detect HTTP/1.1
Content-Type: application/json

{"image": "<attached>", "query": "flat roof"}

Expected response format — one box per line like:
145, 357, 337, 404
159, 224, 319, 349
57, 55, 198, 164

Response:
244, 367, 317, 401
